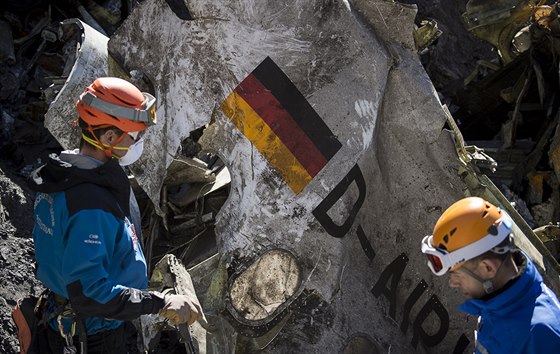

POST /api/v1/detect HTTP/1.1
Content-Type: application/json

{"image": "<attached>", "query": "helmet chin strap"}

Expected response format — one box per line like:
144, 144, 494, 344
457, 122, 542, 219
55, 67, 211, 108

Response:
459, 257, 507, 294
84, 126, 128, 159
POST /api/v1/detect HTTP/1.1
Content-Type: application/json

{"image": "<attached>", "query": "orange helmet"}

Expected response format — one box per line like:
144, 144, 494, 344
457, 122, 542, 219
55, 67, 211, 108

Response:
421, 197, 514, 275
76, 77, 156, 133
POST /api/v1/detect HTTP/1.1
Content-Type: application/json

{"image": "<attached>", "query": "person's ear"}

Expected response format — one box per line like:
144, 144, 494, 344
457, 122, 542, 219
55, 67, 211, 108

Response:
479, 258, 499, 278
99, 130, 116, 145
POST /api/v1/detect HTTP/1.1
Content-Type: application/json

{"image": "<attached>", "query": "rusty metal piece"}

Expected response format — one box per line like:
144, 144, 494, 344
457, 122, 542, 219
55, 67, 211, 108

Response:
526, 172, 547, 205
463, 0, 535, 64
81, 0, 123, 33
413, 19, 442, 54
534, 5, 560, 34
534, 224, 560, 262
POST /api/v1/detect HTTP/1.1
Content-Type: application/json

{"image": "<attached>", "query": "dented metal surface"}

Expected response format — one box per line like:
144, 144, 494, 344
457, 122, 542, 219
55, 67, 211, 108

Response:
108, 0, 473, 352
39, 0, 560, 353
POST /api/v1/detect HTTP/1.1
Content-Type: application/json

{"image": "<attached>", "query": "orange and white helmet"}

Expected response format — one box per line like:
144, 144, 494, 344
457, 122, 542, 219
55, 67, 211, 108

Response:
76, 77, 156, 133
421, 197, 514, 276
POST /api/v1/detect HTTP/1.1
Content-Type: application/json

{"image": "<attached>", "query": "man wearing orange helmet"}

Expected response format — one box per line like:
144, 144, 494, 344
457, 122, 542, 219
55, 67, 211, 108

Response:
30, 77, 203, 353
421, 196, 560, 354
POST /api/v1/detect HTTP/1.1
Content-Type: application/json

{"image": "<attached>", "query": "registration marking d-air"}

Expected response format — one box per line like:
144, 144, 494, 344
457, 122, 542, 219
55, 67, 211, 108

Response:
221, 56, 342, 194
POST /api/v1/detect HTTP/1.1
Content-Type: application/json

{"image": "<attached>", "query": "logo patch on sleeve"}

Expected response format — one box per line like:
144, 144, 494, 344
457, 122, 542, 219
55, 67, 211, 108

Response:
84, 234, 102, 245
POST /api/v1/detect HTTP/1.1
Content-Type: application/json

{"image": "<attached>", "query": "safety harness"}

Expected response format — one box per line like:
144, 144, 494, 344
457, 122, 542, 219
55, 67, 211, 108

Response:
51, 292, 88, 354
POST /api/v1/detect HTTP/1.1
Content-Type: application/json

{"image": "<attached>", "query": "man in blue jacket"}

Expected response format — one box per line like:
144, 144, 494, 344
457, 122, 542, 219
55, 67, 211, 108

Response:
421, 196, 560, 354
30, 77, 203, 353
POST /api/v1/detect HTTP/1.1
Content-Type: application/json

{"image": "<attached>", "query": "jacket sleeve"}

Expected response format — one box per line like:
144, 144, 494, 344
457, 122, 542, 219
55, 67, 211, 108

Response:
522, 322, 560, 354
62, 209, 165, 320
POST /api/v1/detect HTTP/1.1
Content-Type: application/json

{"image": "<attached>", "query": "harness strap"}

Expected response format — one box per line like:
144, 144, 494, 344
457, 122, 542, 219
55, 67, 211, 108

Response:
76, 316, 88, 354
50, 292, 88, 354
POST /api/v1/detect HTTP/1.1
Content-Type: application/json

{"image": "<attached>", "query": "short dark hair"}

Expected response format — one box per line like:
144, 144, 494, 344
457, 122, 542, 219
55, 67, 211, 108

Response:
78, 118, 124, 148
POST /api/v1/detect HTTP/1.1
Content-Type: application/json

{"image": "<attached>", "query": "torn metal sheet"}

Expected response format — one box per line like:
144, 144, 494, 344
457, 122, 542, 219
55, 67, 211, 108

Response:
108, 1, 473, 352
44, 19, 108, 149
413, 19, 443, 54
143, 253, 204, 351
165, 157, 216, 187
168, 166, 230, 208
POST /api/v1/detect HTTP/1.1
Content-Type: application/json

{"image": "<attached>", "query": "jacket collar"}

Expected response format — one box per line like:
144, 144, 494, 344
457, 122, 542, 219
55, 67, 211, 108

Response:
458, 251, 542, 316
29, 152, 129, 195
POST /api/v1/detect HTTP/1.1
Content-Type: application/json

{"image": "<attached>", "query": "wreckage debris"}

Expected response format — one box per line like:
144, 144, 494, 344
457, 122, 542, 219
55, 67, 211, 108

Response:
441, 0, 560, 263
1, 0, 560, 352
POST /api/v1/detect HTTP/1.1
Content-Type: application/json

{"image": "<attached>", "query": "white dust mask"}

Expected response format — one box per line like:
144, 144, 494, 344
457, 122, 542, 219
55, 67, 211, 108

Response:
118, 138, 144, 166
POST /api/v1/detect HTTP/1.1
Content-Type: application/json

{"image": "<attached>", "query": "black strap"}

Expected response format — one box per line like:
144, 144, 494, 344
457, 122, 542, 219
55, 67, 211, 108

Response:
47, 291, 88, 353
76, 315, 88, 354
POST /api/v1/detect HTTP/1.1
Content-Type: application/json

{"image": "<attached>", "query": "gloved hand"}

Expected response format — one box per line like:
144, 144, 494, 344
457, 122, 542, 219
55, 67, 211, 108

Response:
159, 294, 204, 325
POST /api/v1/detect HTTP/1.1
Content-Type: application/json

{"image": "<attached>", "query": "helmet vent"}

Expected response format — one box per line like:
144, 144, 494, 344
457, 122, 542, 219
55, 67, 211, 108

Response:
443, 234, 449, 243
450, 227, 457, 236
482, 210, 488, 218
488, 225, 498, 236
113, 95, 137, 106
438, 243, 447, 251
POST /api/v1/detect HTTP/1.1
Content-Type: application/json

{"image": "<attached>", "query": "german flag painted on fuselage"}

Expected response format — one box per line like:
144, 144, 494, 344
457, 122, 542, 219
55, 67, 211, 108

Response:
221, 57, 342, 194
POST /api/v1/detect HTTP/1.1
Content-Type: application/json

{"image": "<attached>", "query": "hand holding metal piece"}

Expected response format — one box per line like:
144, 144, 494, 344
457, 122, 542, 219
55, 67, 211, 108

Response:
159, 293, 204, 325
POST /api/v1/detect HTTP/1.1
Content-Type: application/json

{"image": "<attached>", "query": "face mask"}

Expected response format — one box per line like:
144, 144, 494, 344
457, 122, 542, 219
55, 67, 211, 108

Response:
118, 138, 144, 166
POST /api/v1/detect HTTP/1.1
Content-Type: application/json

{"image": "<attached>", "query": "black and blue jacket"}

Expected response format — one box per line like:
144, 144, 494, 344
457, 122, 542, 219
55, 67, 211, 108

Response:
30, 152, 165, 335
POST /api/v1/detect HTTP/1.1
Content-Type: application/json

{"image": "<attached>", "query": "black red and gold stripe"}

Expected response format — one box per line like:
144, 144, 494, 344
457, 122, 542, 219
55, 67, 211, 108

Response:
221, 57, 342, 194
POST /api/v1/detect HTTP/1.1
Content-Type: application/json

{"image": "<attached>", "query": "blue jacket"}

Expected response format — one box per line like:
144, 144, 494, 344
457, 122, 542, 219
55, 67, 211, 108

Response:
30, 152, 165, 335
459, 251, 560, 354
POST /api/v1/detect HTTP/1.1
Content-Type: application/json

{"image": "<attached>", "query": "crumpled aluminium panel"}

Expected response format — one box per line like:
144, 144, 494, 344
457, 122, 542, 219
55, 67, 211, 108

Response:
108, 0, 475, 353
44, 19, 109, 150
